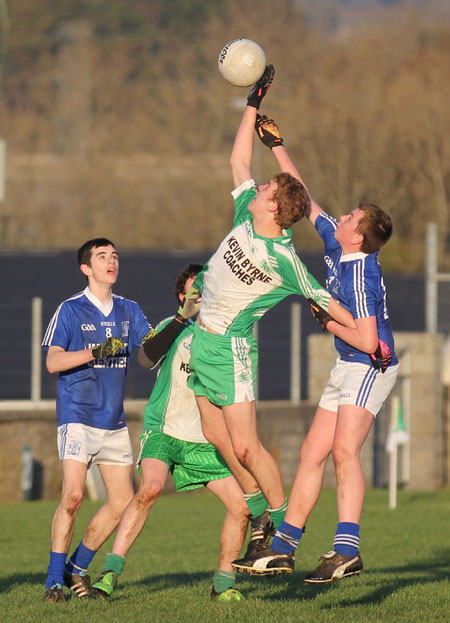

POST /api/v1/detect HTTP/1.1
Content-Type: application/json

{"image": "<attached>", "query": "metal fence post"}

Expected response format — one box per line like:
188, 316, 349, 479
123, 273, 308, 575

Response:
31, 296, 42, 401
425, 223, 438, 334
21, 445, 33, 501
0, 139, 6, 202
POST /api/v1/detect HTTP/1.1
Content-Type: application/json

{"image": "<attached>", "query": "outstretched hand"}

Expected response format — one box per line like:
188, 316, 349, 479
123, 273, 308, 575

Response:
176, 287, 202, 322
247, 65, 275, 109
255, 114, 284, 149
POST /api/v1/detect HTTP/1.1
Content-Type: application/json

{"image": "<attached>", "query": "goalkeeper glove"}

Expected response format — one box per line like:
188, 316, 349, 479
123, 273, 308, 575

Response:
308, 298, 333, 332
370, 340, 392, 373
247, 64, 275, 109
255, 114, 284, 149
92, 336, 124, 359
175, 287, 201, 323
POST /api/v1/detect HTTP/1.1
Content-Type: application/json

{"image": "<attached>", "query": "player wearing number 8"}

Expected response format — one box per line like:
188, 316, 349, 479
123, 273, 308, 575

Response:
41, 238, 152, 603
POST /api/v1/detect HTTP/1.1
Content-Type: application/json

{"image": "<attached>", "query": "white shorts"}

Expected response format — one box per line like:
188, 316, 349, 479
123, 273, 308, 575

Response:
318, 358, 399, 417
57, 423, 133, 467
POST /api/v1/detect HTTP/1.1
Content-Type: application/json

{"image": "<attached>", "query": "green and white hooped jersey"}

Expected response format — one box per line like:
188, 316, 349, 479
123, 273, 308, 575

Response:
194, 179, 331, 336
142, 318, 207, 444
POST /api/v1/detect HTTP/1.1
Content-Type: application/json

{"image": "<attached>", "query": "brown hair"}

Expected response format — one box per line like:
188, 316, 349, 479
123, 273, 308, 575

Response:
77, 238, 116, 266
356, 203, 393, 254
174, 264, 203, 300
272, 172, 310, 230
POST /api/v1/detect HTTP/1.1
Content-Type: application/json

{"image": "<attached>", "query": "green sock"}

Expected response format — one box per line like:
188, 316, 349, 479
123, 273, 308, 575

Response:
244, 489, 267, 518
213, 569, 235, 593
103, 553, 125, 575
268, 498, 288, 530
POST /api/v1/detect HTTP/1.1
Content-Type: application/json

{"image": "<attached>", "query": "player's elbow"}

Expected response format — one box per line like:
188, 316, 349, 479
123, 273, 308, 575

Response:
137, 347, 157, 370
46, 359, 59, 374
362, 336, 379, 354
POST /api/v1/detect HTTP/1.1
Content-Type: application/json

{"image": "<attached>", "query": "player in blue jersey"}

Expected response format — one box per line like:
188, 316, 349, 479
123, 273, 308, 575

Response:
232, 115, 399, 581
41, 238, 152, 603
91, 264, 249, 602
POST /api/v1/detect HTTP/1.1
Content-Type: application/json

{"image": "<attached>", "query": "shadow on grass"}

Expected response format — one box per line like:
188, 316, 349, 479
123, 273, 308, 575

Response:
254, 547, 450, 605
0, 573, 46, 594
0, 571, 213, 599
2, 548, 449, 605
124, 570, 212, 593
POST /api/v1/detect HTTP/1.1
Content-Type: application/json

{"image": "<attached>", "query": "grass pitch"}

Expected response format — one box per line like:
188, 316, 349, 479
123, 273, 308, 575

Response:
1, 487, 450, 623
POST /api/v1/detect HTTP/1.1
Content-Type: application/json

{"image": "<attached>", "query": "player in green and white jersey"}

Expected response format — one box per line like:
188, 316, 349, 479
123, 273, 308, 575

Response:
92, 265, 250, 602
188, 67, 355, 568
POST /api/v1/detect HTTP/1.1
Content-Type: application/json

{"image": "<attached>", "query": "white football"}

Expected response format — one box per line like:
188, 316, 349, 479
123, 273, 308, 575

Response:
218, 38, 266, 87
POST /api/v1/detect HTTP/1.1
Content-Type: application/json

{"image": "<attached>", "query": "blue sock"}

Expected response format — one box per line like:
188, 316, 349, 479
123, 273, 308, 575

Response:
271, 521, 303, 555
65, 541, 97, 575
46, 552, 67, 589
333, 522, 360, 557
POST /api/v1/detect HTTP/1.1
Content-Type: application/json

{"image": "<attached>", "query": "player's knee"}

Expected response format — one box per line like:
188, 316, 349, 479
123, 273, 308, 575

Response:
118, 490, 135, 513
301, 440, 328, 468
63, 490, 84, 515
225, 491, 249, 518
136, 480, 162, 506
237, 498, 249, 519
230, 438, 248, 463
233, 445, 250, 467
233, 441, 260, 470
332, 444, 352, 467
106, 489, 134, 517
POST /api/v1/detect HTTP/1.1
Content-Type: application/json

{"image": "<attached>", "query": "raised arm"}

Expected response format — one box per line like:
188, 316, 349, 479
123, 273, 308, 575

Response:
137, 288, 201, 369
230, 106, 257, 188
230, 66, 275, 188
255, 114, 323, 225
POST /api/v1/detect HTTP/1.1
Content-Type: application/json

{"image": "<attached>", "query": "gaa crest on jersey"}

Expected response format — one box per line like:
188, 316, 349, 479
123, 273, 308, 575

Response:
121, 321, 130, 337
81, 323, 96, 331
67, 440, 81, 456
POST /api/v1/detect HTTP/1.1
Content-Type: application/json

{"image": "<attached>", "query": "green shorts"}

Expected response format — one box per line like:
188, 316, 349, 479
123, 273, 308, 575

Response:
137, 430, 232, 492
187, 323, 258, 406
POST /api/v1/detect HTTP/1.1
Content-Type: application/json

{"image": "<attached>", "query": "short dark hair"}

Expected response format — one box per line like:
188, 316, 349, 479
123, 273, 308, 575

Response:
77, 238, 116, 267
272, 172, 310, 229
356, 204, 393, 254
174, 264, 203, 300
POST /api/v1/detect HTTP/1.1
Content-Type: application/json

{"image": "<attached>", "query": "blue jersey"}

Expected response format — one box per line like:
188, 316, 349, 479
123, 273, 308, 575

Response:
42, 287, 151, 430
316, 212, 397, 367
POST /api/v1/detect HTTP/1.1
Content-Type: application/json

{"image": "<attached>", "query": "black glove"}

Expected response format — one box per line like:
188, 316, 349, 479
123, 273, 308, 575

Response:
308, 298, 333, 332
175, 287, 202, 323
247, 64, 275, 109
255, 114, 284, 149
92, 336, 124, 359
370, 340, 392, 373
